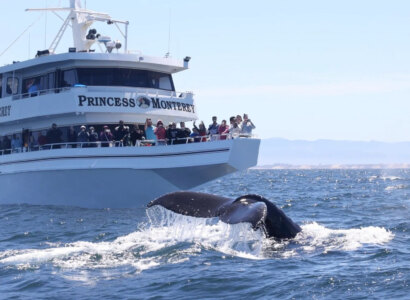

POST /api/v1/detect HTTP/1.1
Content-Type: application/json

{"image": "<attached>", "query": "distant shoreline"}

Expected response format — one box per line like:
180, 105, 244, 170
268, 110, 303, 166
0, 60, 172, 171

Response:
254, 164, 410, 170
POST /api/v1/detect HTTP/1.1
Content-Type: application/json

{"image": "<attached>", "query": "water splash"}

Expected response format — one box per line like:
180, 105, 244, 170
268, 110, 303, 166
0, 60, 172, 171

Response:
295, 222, 394, 253
0, 209, 394, 273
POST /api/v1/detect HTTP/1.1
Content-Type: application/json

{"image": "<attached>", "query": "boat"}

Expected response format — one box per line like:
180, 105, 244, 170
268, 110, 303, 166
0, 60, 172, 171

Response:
0, 0, 260, 208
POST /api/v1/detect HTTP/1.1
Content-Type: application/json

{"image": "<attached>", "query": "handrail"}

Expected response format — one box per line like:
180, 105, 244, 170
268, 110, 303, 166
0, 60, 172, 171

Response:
0, 134, 255, 156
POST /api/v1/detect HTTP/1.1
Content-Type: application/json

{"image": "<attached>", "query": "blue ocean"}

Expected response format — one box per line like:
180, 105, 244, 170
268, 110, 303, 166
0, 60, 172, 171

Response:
0, 169, 409, 299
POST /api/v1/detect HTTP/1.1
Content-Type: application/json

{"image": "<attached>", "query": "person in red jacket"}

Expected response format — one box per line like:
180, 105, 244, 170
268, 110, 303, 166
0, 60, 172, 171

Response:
154, 120, 167, 145
218, 120, 230, 140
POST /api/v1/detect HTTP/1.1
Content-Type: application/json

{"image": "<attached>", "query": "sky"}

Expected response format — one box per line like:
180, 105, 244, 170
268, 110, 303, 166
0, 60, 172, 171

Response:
1, 0, 409, 142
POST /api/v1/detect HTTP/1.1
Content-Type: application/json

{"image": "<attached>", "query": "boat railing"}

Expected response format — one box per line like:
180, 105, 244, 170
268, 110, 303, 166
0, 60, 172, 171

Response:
0, 134, 255, 156
11, 86, 193, 100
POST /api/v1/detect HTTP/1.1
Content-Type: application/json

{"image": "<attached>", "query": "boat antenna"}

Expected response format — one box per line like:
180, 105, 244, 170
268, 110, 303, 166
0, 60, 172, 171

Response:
44, 0, 48, 49
165, 8, 171, 58
0, 14, 43, 57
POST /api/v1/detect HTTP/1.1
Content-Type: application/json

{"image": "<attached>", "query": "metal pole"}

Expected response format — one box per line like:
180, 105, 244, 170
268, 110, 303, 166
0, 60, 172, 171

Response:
124, 22, 128, 53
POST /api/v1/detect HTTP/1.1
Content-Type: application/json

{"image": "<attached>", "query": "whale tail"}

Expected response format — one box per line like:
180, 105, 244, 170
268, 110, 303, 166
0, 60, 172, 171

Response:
148, 192, 301, 240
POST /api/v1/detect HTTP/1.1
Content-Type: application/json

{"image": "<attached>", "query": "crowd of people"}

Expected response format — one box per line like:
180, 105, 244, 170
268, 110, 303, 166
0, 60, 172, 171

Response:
0, 113, 255, 153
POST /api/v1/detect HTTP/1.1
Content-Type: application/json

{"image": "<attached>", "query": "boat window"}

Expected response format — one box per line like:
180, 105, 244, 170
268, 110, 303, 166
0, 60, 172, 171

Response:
6, 77, 19, 95
62, 69, 77, 87
48, 72, 55, 90
74, 68, 175, 91
0, 75, 2, 98
22, 72, 56, 96
22, 77, 40, 96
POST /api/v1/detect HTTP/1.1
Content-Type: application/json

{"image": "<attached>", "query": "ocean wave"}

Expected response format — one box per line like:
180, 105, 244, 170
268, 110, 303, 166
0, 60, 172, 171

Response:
385, 184, 407, 191
0, 209, 395, 274
295, 222, 394, 253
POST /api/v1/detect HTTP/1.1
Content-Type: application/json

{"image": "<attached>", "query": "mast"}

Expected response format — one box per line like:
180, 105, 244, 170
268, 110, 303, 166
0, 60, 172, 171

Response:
26, 0, 129, 53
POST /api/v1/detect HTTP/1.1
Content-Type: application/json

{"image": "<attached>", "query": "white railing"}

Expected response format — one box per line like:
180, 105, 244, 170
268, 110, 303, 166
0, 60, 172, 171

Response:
0, 134, 255, 156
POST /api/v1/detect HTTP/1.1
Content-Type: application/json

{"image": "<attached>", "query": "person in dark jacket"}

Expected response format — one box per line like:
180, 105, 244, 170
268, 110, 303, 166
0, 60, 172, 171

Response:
46, 123, 63, 149
130, 125, 144, 146
166, 122, 179, 145
77, 125, 89, 147
2, 136, 11, 154
68, 126, 77, 148
177, 122, 191, 144
88, 126, 99, 147
115, 120, 130, 146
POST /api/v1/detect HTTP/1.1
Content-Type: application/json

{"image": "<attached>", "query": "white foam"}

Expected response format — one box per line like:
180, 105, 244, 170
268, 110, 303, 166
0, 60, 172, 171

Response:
385, 184, 407, 191
0, 210, 395, 274
295, 222, 394, 253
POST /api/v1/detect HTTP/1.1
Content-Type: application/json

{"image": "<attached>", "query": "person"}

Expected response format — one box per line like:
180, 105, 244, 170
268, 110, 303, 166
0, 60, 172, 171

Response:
144, 118, 157, 145
154, 120, 167, 145
130, 125, 144, 146
193, 121, 207, 142
190, 127, 200, 143
26, 78, 38, 97
68, 126, 77, 148
166, 122, 179, 145
11, 134, 22, 152
236, 115, 243, 128
46, 123, 63, 149
2, 136, 11, 154
218, 120, 230, 140
114, 120, 130, 147
229, 122, 241, 138
88, 126, 99, 147
177, 122, 191, 144
37, 131, 47, 148
77, 125, 89, 147
99, 125, 114, 147
229, 116, 236, 127
208, 116, 219, 140
29, 132, 38, 150
241, 114, 256, 135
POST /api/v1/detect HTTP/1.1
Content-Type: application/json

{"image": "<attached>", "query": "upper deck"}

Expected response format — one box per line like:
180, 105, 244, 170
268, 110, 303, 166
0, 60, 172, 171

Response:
0, 52, 195, 134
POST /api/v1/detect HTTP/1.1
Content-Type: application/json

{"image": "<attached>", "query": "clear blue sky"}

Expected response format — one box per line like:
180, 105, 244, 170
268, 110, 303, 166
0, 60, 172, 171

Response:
1, 0, 409, 142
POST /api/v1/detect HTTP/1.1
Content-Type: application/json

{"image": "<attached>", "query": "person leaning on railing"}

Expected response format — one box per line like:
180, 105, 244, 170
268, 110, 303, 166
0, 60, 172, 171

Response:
218, 120, 230, 140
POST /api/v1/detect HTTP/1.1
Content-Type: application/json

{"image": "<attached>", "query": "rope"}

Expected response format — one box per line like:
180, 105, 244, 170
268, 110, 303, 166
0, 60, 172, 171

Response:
0, 14, 43, 58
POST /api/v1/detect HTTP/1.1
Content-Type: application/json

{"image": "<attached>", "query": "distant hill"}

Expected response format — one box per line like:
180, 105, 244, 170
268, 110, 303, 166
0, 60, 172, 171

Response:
258, 138, 410, 167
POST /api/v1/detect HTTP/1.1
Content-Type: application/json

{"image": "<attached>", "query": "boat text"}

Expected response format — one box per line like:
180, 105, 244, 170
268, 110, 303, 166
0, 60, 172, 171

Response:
78, 95, 195, 113
0, 105, 11, 118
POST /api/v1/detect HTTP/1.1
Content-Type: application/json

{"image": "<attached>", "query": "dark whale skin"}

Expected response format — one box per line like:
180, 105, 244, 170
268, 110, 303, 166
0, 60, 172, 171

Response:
148, 191, 301, 240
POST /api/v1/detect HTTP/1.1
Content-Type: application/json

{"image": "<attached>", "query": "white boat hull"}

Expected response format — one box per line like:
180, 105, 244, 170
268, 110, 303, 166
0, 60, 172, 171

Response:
0, 138, 260, 208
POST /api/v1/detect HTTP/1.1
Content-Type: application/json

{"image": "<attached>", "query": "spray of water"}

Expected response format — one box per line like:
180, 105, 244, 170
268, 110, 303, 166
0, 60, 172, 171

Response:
0, 207, 394, 273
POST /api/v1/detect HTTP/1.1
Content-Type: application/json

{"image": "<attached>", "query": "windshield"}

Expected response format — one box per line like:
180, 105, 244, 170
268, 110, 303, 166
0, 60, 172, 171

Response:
69, 68, 175, 91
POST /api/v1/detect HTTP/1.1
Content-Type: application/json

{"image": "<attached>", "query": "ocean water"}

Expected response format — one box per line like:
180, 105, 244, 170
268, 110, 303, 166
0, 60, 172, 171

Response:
0, 169, 409, 299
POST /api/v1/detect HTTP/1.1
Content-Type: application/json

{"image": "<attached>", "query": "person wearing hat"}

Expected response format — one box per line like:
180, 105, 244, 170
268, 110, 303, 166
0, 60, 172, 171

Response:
166, 122, 179, 145
88, 126, 99, 147
77, 125, 89, 147
154, 120, 166, 145
100, 125, 114, 147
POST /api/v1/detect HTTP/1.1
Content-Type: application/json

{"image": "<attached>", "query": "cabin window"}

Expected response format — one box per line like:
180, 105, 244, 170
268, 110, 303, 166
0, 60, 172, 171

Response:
62, 69, 77, 87
22, 77, 40, 96
6, 77, 19, 95
74, 68, 175, 91
0, 75, 2, 98
48, 72, 55, 90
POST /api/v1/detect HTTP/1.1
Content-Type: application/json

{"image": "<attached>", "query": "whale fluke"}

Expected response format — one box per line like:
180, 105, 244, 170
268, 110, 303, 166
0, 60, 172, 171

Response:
147, 191, 301, 239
